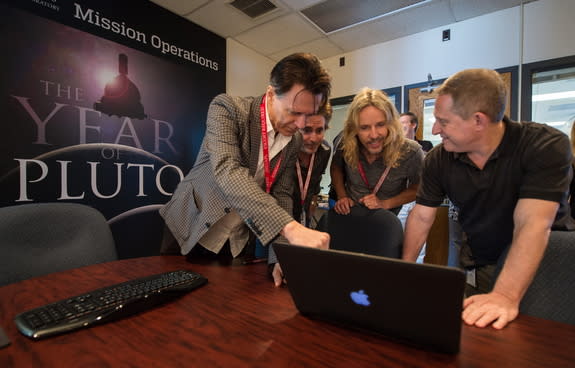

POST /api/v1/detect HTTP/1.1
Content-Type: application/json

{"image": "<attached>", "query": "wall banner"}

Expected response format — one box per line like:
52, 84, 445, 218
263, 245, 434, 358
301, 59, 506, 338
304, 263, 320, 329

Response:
0, 0, 226, 257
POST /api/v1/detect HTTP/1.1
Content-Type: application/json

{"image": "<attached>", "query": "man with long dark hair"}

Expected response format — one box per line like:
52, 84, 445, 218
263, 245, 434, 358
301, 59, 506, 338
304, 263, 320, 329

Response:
160, 53, 332, 286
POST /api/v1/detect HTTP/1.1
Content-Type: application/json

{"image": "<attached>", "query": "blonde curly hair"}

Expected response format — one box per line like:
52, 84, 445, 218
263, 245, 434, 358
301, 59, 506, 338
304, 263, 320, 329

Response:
342, 87, 405, 169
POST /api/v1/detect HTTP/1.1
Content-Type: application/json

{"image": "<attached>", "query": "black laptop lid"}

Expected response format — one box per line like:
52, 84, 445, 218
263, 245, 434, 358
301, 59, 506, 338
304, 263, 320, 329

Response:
273, 243, 466, 354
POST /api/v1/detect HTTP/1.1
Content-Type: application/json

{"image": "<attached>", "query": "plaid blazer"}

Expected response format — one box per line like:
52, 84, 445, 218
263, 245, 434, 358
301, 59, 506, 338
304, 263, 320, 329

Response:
160, 94, 299, 255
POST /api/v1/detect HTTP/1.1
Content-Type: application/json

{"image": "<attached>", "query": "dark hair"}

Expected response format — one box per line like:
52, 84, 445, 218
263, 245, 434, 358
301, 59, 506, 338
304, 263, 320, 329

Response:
400, 112, 419, 132
270, 53, 332, 108
317, 101, 333, 128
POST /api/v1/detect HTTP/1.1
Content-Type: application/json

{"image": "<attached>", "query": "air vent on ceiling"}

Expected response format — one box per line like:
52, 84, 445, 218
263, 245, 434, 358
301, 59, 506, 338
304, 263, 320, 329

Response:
229, 0, 278, 19
301, 0, 430, 34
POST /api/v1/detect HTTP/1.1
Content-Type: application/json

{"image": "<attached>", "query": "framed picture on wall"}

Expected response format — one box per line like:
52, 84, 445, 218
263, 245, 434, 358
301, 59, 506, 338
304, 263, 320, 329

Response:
403, 66, 518, 144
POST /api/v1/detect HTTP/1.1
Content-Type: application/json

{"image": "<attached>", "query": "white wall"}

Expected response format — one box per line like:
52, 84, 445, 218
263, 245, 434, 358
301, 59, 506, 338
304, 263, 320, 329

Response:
226, 38, 275, 96
322, 0, 575, 99
323, 7, 520, 98
523, 0, 575, 63
226, 0, 575, 100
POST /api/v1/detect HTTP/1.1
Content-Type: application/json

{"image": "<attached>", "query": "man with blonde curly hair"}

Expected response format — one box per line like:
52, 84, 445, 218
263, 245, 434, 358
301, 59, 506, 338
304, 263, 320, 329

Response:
330, 88, 424, 217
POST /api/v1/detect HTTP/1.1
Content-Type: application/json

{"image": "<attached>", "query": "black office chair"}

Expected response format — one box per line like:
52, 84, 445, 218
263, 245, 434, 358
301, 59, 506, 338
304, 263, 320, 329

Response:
518, 231, 575, 325
0, 202, 118, 286
108, 204, 165, 259
317, 208, 403, 258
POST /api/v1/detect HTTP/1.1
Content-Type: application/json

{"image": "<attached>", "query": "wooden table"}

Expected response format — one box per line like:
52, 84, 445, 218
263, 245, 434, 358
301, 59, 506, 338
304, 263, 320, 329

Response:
1, 256, 574, 367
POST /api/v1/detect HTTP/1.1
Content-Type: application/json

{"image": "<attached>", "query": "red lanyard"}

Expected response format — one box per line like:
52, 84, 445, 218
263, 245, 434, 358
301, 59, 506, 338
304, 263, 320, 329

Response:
260, 96, 283, 193
357, 161, 391, 194
296, 153, 315, 205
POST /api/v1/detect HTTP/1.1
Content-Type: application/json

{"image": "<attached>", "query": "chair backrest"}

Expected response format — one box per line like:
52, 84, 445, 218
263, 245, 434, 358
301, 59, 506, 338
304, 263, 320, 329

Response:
108, 204, 164, 259
0, 202, 118, 286
317, 209, 403, 258
519, 231, 575, 325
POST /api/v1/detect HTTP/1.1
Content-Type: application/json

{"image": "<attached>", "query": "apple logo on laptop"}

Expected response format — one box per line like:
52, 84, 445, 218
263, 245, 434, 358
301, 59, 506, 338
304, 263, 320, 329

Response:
350, 290, 370, 306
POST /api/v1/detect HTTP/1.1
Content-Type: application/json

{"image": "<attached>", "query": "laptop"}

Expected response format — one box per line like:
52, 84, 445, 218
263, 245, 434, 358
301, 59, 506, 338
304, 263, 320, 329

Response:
273, 243, 466, 354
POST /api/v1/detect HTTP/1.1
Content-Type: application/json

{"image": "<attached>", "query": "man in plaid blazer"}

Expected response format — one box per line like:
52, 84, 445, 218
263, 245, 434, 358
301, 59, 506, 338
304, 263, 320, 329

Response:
160, 53, 332, 286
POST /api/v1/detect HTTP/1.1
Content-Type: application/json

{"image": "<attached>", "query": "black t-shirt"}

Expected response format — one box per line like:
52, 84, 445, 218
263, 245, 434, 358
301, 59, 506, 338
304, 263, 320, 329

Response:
417, 118, 574, 265
417, 139, 433, 153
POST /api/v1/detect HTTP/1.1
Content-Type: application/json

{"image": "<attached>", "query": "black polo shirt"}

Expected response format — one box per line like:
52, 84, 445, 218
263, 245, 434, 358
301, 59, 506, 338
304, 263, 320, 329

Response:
417, 118, 574, 265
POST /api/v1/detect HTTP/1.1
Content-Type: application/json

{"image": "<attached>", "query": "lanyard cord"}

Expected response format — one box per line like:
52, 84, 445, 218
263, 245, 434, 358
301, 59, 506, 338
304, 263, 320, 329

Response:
357, 161, 392, 194
260, 96, 283, 193
296, 153, 315, 204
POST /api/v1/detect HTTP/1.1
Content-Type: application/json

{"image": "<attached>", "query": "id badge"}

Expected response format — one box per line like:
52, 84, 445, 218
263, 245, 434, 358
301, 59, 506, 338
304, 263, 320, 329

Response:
466, 268, 477, 288
300, 211, 307, 226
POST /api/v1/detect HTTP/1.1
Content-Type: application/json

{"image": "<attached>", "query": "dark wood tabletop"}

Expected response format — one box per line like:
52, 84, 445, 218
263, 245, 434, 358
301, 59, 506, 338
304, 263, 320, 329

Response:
1, 255, 574, 367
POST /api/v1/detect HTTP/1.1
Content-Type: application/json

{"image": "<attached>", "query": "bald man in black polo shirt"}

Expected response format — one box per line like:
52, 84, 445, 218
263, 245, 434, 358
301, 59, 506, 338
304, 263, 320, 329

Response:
403, 68, 574, 330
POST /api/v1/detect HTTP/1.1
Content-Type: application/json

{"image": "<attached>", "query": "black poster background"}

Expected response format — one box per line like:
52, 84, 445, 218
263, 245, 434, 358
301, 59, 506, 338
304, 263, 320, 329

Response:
0, 0, 226, 257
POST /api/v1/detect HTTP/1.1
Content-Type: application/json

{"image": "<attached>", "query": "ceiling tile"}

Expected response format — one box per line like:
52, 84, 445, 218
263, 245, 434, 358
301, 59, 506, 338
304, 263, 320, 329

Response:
301, 0, 427, 34
235, 13, 324, 55
327, 23, 393, 53
149, 0, 210, 15
450, 0, 524, 21
268, 37, 343, 61
384, 0, 455, 34
186, 0, 289, 38
281, 0, 325, 11
328, 0, 454, 52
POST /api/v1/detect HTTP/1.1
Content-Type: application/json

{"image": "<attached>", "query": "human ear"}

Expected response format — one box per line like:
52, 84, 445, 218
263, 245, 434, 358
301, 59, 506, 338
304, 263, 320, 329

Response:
474, 112, 489, 130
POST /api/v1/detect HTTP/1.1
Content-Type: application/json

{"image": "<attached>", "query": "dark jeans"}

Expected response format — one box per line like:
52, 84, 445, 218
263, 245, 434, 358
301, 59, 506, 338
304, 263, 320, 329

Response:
464, 264, 498, 297
459, 238, 504, 297
160, 225, 254, 266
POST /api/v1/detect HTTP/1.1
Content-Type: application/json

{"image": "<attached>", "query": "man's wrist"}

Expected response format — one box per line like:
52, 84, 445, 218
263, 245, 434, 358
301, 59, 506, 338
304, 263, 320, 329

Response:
335, 190, 347, 200
281, 220, 299, 237
492, 278, 523, 304
378, 198, 385, 209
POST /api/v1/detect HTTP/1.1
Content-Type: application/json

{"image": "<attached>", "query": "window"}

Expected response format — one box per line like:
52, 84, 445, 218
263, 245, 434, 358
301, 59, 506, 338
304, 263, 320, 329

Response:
531, 66, 575, 136
521, 56, 575, 137
422, 98, 439, 146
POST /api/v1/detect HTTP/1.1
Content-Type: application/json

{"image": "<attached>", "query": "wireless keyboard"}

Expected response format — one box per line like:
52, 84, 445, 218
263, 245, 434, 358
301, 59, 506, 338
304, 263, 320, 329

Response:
14, 269, 207, 340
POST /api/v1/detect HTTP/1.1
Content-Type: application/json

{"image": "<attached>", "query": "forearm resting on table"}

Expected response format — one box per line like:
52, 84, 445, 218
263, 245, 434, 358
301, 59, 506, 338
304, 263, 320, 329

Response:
491, 199, 557, 303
